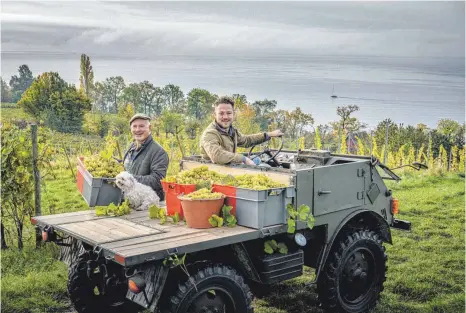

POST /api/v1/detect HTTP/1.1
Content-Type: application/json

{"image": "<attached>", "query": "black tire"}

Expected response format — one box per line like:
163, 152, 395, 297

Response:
67, 253, 140, 313
317, 230, 387, 313
167, 264, 254, 313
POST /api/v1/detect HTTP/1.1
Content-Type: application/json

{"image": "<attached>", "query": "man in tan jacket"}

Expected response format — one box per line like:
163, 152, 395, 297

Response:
200, 96, 283, 165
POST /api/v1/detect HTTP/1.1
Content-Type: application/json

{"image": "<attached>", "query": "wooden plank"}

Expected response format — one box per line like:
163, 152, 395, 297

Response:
79, 220, 152, 238
36, 210, 93, 219
37, 213, 105, 226
115, 232, 213, 255
101, 227, 204, 249
58, 223, 115, 243
181, 160, 294, 185
95, 218, 163, 234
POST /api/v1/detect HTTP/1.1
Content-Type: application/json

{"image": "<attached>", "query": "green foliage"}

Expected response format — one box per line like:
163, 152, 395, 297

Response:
1, 77, 12, 103
187, 88, 217, 120
160, 109, 185, 135
94, 200, 131, 217
9, 65, 34, 103
286, 204, 314, 234
264, 239, 288, 255
314, 127, 322, 149
208, 214, 224, 227
222, 205, 237, 227
252, 99, 277, 130
17, 72, 91, 133
79, 54, 94, 98
1, 123, 53, 249
162, 84, 185, 113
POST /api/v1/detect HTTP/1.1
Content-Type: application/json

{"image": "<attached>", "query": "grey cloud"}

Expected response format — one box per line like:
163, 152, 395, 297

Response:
1, 1, 464, 58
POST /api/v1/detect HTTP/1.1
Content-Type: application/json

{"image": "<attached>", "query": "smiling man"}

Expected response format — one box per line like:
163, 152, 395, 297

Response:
200, 96, 283, 165
122, 113, 169, 200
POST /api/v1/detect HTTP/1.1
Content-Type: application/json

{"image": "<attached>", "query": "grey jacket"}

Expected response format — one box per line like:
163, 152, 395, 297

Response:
123, 136, 169, 200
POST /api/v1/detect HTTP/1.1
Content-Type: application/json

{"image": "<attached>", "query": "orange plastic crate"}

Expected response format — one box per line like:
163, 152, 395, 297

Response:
212, 184, 237, 216
162, 181, 196, 218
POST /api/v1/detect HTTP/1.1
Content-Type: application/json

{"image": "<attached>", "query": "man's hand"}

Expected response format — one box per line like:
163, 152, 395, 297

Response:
243, 157, 256, 166
267, 130, 284, 137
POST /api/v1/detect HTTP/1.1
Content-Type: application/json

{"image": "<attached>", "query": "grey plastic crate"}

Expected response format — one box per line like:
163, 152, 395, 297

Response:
76, 159, 122, 207
235, 186, 295, 229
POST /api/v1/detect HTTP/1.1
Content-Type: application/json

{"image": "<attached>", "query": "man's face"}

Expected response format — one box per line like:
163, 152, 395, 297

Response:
130, 119, 151, 142
214, 103, 235, 128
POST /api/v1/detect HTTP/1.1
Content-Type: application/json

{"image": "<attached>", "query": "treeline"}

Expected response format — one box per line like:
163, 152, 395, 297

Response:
3, 54, 464, 164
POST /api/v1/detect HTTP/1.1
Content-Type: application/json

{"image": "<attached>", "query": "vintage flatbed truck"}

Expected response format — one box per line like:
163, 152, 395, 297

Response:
32, 146, 413, 313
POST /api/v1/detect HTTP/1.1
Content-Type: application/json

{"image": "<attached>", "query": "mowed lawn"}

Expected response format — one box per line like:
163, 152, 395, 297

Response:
1, 168, 464, 313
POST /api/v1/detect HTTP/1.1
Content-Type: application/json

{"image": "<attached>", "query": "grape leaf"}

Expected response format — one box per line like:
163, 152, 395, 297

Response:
298, 204, 310, 221
277, 242, 288, 254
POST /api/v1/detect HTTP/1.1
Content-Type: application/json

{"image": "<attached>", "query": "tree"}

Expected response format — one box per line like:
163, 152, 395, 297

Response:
119, 83, 142, 112
437, 119, 461, 144
79, 54, 94, 98
286, 107, 314, 139
187, 88, 217, 120
162, 84, 185, 113
251, 99, 277, 130
314, 127, 322, 149
17, 72, 91, 132
374, 119, 400, 153
160, 110, 185, 136
97, 77, 125, 113
232, 94, 248, 109
9, 65, 34, 103
138, 81, 157, 115
1, 77, 12, 102
330, 105, 366, 134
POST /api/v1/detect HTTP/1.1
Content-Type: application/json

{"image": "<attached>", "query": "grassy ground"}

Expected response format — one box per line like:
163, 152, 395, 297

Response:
1, 168, 464, 313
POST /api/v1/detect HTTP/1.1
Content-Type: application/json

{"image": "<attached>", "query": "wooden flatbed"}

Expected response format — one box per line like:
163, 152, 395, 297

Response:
32, 204, 279, 267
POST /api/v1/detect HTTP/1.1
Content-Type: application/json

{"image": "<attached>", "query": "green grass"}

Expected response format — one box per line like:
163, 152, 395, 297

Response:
1, 172, 464, 313
253, 172, 465, 313
1, 103, 36, 122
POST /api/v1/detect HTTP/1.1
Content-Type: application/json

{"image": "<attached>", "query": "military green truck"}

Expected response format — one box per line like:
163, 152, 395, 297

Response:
32, 145, 414, 313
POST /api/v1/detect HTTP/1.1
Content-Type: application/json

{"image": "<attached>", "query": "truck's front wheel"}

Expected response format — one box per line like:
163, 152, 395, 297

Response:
317, 230, 387, 313
67, 254, 140, 313
166, 264, 254, 313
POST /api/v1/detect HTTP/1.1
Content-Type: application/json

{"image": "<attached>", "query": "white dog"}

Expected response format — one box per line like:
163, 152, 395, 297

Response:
115, 171, 160, 211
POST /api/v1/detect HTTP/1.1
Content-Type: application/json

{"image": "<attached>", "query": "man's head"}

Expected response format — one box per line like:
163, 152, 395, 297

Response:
129, 113, 151, 143
214, 96, 235, 129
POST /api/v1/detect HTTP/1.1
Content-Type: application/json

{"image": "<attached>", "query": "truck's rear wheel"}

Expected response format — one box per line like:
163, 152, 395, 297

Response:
317, 230, 387, 313
167, 264, 254, 313
67, 254, 140, 313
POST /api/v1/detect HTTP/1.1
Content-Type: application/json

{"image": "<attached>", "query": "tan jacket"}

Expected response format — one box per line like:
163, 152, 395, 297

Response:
200, 122, 267, 164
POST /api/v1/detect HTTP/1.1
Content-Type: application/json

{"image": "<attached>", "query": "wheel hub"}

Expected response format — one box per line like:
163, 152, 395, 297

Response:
340, 248, 375, 303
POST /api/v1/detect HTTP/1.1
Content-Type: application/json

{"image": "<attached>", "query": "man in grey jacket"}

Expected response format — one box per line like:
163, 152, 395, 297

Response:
122, 113, 169, 201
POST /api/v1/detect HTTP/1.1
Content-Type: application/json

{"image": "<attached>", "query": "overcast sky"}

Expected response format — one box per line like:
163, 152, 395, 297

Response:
1, 1, 465, 59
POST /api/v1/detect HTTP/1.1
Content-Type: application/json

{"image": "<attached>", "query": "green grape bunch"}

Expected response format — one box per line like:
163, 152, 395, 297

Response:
179, 188, 224, 200
163, 166, 286, 191
84, 154, 124, 178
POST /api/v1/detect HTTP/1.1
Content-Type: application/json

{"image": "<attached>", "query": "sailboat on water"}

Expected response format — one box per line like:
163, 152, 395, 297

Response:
331, 84, 338, 98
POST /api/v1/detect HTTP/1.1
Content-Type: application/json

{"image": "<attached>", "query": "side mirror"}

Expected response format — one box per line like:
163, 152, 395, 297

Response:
412, 162, 428, 170
391, 162, 428, 171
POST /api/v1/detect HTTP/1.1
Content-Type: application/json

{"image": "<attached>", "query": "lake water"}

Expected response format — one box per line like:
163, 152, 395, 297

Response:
1, 52, 464, 129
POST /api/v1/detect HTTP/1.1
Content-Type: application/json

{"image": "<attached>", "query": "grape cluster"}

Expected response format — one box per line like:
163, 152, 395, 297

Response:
163, 166, 286, 190
84, 155, 124, 178
179, 188, 224, 200
234, 174, 287, 190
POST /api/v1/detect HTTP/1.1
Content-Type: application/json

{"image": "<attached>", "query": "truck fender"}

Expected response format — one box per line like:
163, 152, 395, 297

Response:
315, 209, 391, 282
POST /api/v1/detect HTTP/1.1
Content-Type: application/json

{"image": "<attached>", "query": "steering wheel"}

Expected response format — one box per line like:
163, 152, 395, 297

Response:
247, 136, 284, 167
